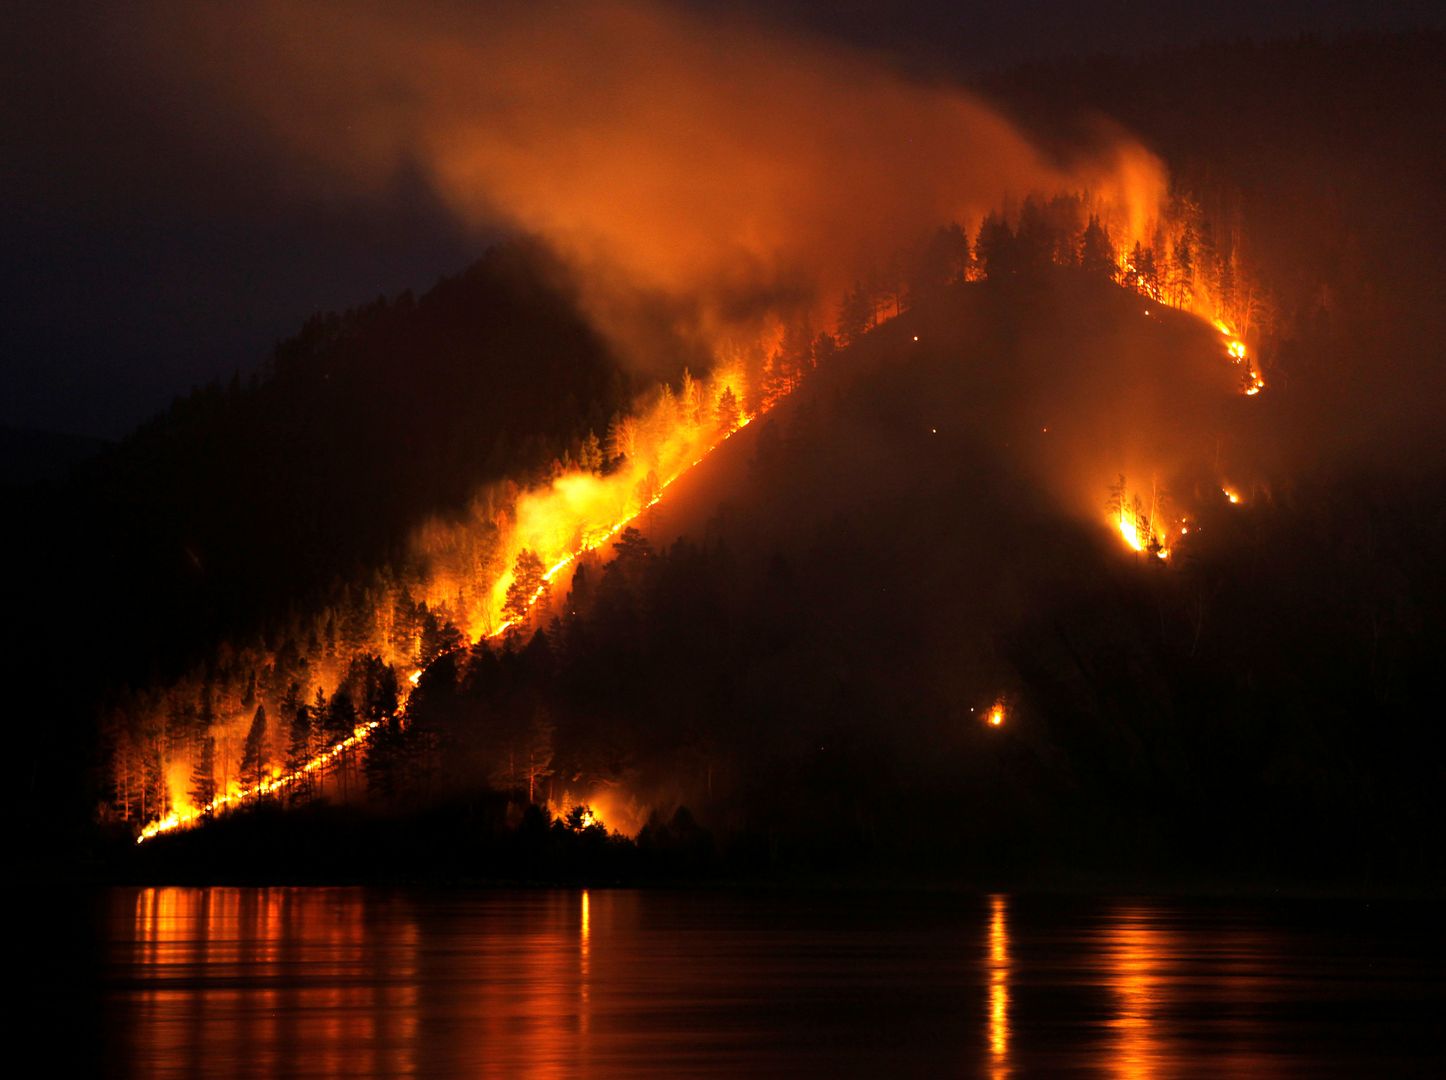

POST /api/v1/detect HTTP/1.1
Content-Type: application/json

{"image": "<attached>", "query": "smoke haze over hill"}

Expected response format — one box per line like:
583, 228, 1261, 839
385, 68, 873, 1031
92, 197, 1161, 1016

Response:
144, 0, 1164, 368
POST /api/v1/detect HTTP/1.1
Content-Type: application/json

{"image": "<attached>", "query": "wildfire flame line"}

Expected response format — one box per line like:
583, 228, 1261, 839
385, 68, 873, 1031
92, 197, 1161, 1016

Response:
136, 720, 381, 842
490, 415, 754, 638
137, 411, 759, 843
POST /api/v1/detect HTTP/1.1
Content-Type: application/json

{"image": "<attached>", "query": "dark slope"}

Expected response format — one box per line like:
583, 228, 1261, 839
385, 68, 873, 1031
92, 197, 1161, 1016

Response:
584, 275, 1443, 886
12, 239, 637, 867
0, 427, 111, 486
68, 240, 630, 676
184, 272, 1439, 889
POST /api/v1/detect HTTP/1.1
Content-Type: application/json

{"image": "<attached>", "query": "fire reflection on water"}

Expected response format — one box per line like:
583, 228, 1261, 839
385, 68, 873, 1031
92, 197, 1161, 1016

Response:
123, 887, 420, 1078
103, 889, 1431, 1075
580, 889, 592, 1037
1106, 906, 1170, 1079
987, 893, 1011, 1077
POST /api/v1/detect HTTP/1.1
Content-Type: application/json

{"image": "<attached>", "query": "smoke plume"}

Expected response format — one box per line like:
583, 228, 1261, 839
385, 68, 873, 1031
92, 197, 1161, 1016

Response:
150, 0, 1165, 360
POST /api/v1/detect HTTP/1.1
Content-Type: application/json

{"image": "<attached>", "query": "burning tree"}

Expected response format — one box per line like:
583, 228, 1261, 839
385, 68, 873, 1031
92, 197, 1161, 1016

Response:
284, 691, 316, 803
1108, 474, 1170, 560
502, 549, 547, 630
188, 735, 216, 815
716, 387, 741, 434
240, 704, 268, 792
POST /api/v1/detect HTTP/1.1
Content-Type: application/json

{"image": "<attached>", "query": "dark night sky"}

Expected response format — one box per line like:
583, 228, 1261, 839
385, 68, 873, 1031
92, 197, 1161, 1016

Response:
3, 1, 1439, 438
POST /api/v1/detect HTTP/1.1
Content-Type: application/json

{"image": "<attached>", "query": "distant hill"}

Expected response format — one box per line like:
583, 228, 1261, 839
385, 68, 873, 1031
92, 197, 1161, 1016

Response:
0, 426, 110, 486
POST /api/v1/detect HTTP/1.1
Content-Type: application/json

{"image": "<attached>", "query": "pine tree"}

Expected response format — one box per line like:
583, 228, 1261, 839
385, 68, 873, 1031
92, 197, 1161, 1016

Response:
612, 526, 654, 584
606, 414, 638, 465
325, 688, 358, 801
1079, 215, 1117, 278
503, 549, 547, 630
715, 387, 741, 434
836, 284, 873, 346
417, 605, 464, 663
910, 222, 970, 301
190, 735, 217, 814
240, 704, 268, 791
348, 654, 400, 725
580, 430, 604, 473
142, 731, 169, 822
1171, 226, 1196, 307
1014, 196, 1053, 272
311, 687, 329, 739
635, 469, 660, 512
325, 688, 357, 745
285, 686, 315, 801
1128, 241, 1151, 295
812, 331, 837, 366
975, 213, 1016, 280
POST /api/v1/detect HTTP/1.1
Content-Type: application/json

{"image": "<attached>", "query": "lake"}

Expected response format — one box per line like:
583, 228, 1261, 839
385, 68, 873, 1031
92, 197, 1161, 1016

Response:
94, 887, 1442, 1076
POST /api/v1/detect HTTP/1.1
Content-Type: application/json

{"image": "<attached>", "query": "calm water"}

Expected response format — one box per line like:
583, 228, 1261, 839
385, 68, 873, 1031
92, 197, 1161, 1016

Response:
93, 887, 1442, 1077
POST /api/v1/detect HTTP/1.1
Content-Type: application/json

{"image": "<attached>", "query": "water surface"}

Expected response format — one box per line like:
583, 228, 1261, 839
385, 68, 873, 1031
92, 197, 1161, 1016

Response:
99, 887, 1442, 1076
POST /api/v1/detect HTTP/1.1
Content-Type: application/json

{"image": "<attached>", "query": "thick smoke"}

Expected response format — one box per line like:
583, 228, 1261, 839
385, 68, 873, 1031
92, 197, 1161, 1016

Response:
150, 0, 1165, 362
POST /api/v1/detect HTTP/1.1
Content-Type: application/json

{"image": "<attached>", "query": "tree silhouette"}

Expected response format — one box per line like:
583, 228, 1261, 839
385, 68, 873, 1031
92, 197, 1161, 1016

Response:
1079, 215, 1117, 278
189, 734, 216, 813
716, 387, 741, 434
284, 688, 315, 802
975, 212, 1016, 279
240, 704, 268, 791
417, 605, 464, 664
836, 283, 873, 345
503, 549, 547, 629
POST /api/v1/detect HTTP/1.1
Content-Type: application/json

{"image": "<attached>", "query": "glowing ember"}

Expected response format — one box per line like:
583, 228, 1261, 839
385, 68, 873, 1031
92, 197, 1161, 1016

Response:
987, 702, 1006, 727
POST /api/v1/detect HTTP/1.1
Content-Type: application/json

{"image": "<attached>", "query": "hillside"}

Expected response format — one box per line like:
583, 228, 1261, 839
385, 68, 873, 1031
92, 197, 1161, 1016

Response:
12, 239, 638, 861
978, 30, 1446, 466
126, 271, 1445, 888
17, 33, 1444, 886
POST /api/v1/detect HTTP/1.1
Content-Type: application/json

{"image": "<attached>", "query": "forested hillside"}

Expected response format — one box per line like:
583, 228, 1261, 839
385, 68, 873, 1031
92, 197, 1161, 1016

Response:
13, 240, 637, 858
13, 33, 1443, 886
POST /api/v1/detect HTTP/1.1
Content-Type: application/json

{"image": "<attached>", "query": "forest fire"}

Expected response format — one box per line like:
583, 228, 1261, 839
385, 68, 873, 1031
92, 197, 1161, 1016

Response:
117, 172, 1275, 844
1108, 475, 1175, 561
137, 720, 381, 843
135, 371, 762, 843
1213, 319, 1266, 395
20, 9, 1445, 1070
487, 403, 755, 640
1099, 281, 1265, 563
